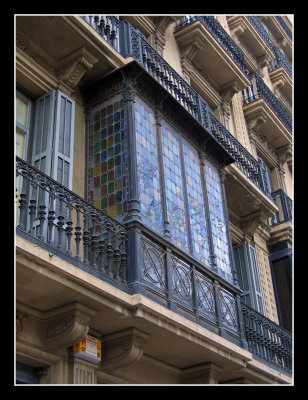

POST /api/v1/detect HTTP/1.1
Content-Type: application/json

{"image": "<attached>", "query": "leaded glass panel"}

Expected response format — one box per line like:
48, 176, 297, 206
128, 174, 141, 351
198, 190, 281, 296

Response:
182, 140, 210, 266
88, 95, 128, 220
204, 159, 233, 283
135, 100, 164, 234
161, 123, 188, 252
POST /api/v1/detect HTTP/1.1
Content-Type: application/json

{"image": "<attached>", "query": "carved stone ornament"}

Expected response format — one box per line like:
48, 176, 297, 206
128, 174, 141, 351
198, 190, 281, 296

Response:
16, 312, 28, 337
43, 302, 97, 349
101, 327, 150, 370
56, 47, 98, 88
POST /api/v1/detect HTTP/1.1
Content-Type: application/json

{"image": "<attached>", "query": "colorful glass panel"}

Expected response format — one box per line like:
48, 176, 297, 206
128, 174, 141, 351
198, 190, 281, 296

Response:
183, 141, 210, 266
135, 100, 164, 234
88, 95, 127, 220
204, 159, 233, 283
161, 123, 188, 252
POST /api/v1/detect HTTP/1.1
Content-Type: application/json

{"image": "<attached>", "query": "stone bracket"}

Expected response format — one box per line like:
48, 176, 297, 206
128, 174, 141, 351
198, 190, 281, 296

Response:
101, 327, 150, 370
56, 47, 98, 88
42, 302, 97, 349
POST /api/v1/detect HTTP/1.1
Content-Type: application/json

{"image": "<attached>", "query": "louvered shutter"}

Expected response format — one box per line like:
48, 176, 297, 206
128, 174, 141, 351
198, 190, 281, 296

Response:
32, 90, 75, 188
258, 156, 273, 197
233, 242, 265, 314
31, 89, 75, 245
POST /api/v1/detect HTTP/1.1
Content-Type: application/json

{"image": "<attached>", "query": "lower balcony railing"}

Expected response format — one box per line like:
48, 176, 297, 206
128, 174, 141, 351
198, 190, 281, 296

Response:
241, 303, 292, 374
16, 156, 292, 375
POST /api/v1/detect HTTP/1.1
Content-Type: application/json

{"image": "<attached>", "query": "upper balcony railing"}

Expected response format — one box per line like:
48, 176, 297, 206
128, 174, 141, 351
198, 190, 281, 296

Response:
174, 16, 250, 78
269, 189, 292, 226
247, 16, 274, 50
81, 16, 268, 197
275, 16, 292, 40
242, 71, 292, 133
269, 46, 292, 78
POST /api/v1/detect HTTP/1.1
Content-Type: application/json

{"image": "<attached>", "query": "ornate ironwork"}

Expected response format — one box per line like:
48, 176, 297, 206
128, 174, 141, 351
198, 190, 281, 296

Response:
195, 270, 216, 321
172, 257, 193, 306
16, 156, 128, 285
141, 236, 166, 291
219, 287, 239, 332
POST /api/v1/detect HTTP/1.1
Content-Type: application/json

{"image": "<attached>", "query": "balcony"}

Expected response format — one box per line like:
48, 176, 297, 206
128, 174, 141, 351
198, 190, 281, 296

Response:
15, 16, 128, 98
261, 17, 292, 62
227, 16, 275, 67
268, 47, 292, 103
173, 16, 251, 92
268, 189, 292, 246
242, 72, 292, 150
16, 156, 292, 376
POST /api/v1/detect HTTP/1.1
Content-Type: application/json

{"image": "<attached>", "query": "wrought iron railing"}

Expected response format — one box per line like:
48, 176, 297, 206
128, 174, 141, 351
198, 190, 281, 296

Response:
16, 156, 128, 287
247, 16, 274, 50
269, 189, 292, 226
269, 46, 292, 78
174, 16, 250, 77
275, 16, 292, 40
241, 303, 292, 374
242, 71, 292, 133
81, 16, 269, 196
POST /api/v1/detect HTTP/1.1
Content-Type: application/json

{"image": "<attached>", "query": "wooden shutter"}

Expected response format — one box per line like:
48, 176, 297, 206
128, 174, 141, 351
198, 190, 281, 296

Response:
32, 89, 75, 189
258, 156, 273, 197
233, 242, 265, 314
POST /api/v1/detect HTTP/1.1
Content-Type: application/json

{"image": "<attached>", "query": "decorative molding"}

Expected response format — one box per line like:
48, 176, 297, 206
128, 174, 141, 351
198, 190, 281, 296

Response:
101, 327, 150, 370
42, 302, 97, 349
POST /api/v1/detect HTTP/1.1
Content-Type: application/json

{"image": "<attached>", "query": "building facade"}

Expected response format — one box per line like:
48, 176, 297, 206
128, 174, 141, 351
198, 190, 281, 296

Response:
15, 14, 293, 385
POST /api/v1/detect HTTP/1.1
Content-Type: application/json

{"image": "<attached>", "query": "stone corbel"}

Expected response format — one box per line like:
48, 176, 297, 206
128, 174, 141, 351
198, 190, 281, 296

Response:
57, 47, 98, 89
101, 327, 150, 370
16, 312, 28, 337
42, 302, 97, 349
247, 112, 267, 134
180, 40, 203, 83
220, 80, 242, 103
240, 210, 266, 238
257, 53, 271, 68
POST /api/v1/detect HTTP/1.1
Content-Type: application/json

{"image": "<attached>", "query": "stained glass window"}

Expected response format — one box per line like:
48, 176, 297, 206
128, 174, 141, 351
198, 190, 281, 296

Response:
204, 159, 232, 283
135, 100, 164, 234
161, 123, 188, 252
183, 141, 211, 266
88, 95, 128, 220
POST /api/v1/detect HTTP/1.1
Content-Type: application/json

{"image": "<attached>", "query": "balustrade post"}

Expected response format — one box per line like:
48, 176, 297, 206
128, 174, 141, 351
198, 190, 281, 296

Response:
65, 196, 73, 256
37, 179, 47, 241
47, 186, 56, 245
74, 201, 82, 261
17, 169, 29, 231
28, 181, 37, 235
98, 220, 106, 273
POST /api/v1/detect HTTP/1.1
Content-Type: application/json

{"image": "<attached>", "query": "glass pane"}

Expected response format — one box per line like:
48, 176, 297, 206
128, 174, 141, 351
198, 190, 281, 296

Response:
204, 159, 232, 283
135, 100, 164, 234
16, 127, 25, 158
161, 123, 188, 252
182, 140, 210, 266
16, 95, 28, 127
